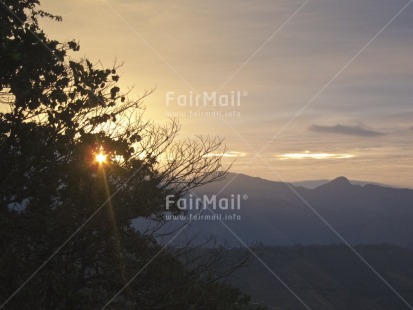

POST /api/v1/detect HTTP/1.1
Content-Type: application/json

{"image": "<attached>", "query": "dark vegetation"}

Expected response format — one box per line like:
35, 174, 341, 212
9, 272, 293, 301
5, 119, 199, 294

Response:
0, 1, 258, 308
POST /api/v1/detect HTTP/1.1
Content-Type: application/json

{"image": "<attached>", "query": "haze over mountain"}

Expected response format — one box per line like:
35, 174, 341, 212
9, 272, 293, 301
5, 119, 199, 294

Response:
163, 173, 413, 249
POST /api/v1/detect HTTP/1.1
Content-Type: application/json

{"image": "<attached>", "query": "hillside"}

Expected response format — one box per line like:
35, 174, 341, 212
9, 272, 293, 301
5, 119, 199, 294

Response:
226, 244, 413, 310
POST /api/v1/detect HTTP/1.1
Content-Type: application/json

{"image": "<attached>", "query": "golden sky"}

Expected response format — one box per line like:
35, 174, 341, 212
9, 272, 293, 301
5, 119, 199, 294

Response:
39, 0, 413, 188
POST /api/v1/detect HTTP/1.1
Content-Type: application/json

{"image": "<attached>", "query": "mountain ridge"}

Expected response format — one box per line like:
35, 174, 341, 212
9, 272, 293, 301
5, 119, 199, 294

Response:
183, 173, 413, 249
225, 173, 409, 190
136, 173, 413, 249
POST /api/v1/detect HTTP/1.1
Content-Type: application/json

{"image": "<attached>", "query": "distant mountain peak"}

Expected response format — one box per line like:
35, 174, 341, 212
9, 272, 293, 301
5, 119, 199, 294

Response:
316, 176, 352, 190
331, 176, 351, 185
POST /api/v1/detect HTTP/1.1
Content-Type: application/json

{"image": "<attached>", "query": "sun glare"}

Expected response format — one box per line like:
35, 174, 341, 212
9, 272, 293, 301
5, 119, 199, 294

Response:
96, 152, 107, 164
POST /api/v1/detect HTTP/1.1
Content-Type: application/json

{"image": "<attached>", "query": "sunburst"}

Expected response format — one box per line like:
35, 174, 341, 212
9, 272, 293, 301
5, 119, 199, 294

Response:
95, 147, 107, 164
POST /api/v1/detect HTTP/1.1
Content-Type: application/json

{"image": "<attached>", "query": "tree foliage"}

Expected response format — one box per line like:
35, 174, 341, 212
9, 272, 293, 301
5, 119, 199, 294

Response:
0, 1, 258, 309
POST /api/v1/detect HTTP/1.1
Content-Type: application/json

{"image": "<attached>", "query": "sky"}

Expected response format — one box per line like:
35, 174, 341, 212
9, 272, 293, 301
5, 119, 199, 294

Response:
39, 0, 413, 188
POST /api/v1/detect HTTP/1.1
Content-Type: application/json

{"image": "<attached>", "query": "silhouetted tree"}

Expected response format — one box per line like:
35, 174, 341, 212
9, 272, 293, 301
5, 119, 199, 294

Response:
0, 1, 259, 309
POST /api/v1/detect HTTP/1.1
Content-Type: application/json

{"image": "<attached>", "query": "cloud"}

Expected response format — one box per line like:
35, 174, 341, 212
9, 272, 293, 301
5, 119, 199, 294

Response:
309, 124, 384, 137
203, 151, 247, 158
277, 151, 354, 160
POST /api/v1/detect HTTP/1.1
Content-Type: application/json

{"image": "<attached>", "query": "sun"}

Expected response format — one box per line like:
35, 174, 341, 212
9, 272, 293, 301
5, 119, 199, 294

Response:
95, 151, 107, 164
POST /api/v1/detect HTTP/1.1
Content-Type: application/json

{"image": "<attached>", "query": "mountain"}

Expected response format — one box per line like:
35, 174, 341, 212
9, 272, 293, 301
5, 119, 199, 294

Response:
290, 179, 397, 189
225, 244, 413, 309
158, 173, 413, 249
133, 174, 413, 308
